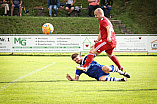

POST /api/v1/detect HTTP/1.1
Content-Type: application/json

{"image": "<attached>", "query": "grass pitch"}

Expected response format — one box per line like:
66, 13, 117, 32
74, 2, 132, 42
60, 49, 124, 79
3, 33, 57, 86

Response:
0, 56, 157, 104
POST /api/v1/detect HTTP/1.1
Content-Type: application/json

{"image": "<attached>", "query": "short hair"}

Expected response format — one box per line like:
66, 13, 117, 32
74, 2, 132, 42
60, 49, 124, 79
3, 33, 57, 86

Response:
71, 53, 79, 60
95, 8, 104, 16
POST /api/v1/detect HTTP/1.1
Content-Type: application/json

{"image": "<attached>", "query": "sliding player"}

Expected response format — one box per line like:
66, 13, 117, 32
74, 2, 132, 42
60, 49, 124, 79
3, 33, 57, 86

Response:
66, 53, 130, 81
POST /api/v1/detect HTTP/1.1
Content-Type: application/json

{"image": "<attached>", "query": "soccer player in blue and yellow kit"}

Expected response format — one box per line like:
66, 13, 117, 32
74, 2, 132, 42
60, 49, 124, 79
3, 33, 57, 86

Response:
66, 53, 130, 81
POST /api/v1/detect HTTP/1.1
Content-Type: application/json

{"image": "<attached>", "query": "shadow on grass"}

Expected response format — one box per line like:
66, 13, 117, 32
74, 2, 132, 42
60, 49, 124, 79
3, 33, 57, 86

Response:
77, 89, 157, 92
0, 80, 156, 92
0, 80, 97, 83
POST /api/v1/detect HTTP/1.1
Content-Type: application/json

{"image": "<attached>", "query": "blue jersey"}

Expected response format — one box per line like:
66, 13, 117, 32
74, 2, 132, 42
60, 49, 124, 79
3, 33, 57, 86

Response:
75, 55, 110, 80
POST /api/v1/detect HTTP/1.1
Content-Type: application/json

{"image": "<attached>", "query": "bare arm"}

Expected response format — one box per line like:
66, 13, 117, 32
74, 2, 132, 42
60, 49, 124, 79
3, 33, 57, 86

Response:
71, 0, 76, 6
66, 73, 79, 81
106, 26, 112, 42
19, 0, 22, 5
94, 31, 101, 43
88, 0, 96, 3
11, 0, 13, 5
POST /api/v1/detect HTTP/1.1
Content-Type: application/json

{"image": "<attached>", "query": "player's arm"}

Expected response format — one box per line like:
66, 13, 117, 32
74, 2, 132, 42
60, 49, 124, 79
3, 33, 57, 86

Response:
94, 31, 101, 43
106, 25, 112, 42
66, 73, 79, 81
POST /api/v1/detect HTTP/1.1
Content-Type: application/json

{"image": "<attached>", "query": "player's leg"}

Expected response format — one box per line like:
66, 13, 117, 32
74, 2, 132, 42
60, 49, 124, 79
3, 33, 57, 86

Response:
106, 48, 124, 71
101, 65, 130, 78
76, 41, 106, 71
83, 44, 100, 67
82, 41, 106, 69
99, 66, 127, 81
110, 65, 130, 78
99, 75, 127, 81
105, 77, 127, 81
76, 46, 97, 71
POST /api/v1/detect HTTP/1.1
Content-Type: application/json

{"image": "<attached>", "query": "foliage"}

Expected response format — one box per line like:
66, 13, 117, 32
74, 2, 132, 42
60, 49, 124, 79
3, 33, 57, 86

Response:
0, 0, 156, 34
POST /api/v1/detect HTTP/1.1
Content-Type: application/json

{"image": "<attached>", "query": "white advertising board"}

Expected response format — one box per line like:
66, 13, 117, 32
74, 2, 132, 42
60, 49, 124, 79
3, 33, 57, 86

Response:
0, 36, 13, 52
12, 36, 81, 52
147, 36, 157, 52
115, 36, 147, 52
0, 34, 157, 53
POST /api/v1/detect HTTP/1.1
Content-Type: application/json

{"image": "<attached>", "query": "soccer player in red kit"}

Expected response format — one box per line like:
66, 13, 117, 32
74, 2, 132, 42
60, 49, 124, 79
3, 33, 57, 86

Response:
77, 8, 124, 72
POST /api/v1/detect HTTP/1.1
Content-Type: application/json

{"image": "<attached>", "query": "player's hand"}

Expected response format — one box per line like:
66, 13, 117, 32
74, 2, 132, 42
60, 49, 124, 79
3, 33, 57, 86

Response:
66, 73, 73, 81
94, 40, 99, 43
107, 37, 112, 42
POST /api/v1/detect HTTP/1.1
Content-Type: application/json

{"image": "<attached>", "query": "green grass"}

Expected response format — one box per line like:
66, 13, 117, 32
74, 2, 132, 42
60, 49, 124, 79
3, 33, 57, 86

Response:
0, 56, 157, 104
112, 0, 157, 34
0, 16, 122, 34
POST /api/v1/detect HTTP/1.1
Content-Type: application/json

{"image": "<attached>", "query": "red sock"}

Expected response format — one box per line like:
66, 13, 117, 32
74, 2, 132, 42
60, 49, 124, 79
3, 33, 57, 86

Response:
83, 53, 95, 67
110, 55, 121, 69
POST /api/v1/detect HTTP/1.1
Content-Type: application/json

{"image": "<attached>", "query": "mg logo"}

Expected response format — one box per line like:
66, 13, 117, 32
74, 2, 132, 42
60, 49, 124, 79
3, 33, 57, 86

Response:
14, 38, 26, 46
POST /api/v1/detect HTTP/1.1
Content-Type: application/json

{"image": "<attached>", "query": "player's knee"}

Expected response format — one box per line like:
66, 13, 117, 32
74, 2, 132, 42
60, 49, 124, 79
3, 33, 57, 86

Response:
99, 76, 107, 81
102, 66, 110, 73
89, 48, 96, 54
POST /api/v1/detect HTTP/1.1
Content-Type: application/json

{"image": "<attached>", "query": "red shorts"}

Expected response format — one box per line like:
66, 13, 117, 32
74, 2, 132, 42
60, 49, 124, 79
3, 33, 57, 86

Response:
94, 41, 116, 55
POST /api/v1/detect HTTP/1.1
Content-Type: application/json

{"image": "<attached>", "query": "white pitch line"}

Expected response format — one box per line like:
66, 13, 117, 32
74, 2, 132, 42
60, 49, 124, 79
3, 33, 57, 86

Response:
0, 62, 56, 92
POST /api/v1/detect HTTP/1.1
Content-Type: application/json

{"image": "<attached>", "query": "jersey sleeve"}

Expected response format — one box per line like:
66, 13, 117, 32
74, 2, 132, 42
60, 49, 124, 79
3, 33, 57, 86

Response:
101, 20, 110, 28
75, 69, 84, 76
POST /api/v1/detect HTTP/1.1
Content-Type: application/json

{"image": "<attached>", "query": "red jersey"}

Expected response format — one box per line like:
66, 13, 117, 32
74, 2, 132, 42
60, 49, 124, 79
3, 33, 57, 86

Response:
100, 17, 117, 45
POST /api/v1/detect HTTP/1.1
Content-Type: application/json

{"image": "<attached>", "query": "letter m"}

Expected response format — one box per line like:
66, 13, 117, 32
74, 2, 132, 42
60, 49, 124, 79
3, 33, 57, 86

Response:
14, 38, 26, 46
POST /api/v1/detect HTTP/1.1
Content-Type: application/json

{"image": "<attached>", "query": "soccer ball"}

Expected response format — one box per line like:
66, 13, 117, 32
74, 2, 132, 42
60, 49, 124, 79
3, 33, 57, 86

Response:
42, 23, 54, 34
